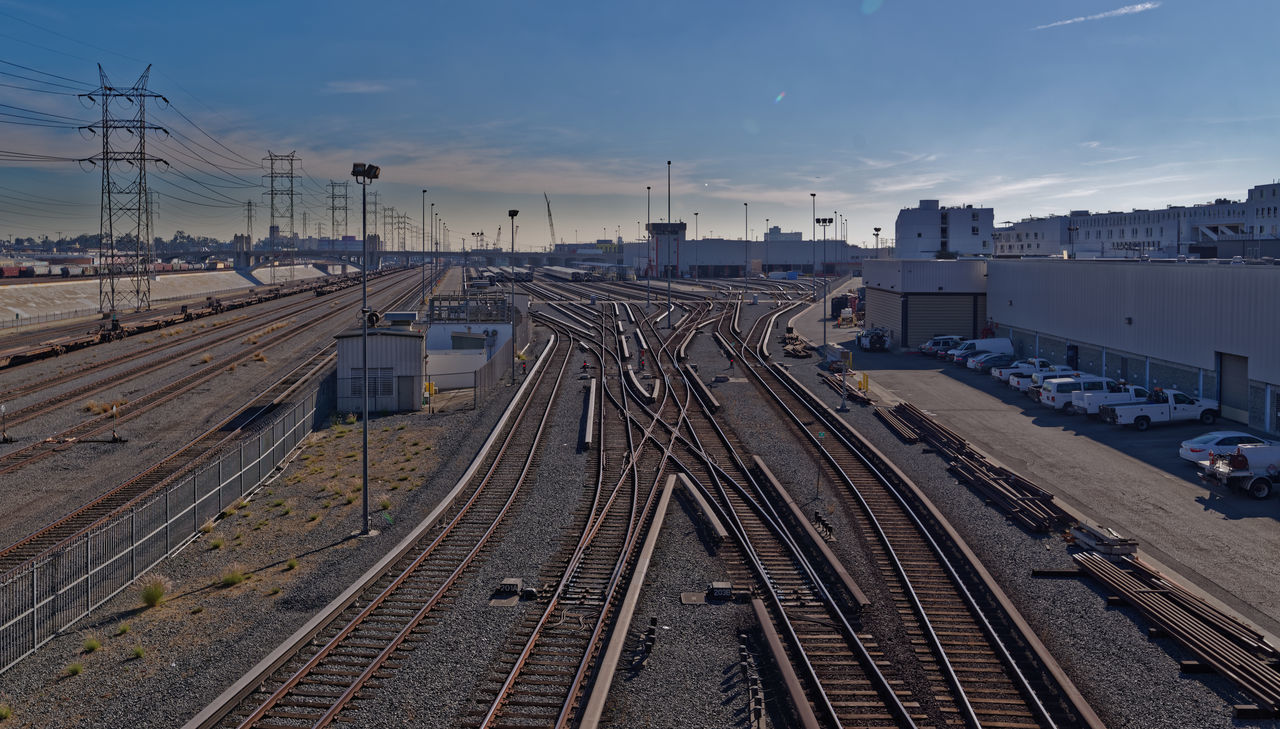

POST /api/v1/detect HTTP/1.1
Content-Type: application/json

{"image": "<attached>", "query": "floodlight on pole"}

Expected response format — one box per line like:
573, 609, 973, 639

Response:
351, 161, 380, 537
509, 209, 519, 385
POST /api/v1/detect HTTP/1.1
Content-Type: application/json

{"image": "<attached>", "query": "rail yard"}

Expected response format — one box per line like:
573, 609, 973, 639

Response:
0, 268, 1273, 729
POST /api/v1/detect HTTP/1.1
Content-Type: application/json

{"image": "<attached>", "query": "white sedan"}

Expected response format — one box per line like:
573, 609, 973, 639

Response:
1179, 431, 1272, 464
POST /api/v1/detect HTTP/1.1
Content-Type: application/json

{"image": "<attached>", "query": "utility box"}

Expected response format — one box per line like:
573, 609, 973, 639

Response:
335, 315, 425, 414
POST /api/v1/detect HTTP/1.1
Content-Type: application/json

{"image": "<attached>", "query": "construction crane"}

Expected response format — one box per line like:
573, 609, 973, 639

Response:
544, 192, 558, 249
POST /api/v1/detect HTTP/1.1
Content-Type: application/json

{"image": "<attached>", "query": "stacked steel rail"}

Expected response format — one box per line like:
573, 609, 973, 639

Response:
1076, 553, 1280, 718
890, 402, 1072, 533
190, 335, 572, 729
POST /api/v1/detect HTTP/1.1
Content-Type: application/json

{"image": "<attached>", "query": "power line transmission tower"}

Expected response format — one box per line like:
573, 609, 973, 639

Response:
263, 150, 298, 284
82, 64, 167, 313
328, 181, 349, 240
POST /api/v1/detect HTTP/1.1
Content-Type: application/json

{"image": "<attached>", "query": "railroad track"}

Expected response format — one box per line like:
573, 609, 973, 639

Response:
0, 270, 419, 477
721, 301, 1103, 728
190, 333, 573, 729
0, 270, 428, 575
0, 274, 395, 430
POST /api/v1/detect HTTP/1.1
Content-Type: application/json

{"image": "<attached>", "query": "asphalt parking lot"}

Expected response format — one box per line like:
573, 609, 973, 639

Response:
788, 294, 1280, 643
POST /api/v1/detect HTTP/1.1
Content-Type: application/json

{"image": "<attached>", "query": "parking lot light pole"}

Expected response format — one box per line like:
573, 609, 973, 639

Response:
509, 209, 519, 385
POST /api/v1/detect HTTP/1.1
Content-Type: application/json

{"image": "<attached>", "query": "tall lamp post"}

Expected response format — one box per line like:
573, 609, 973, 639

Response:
508, 209, 518, 385
646, 186, 652, 306
810, 193, 817, 303
743, 202, 749, 280
351, 162, 380, 537
693, 212, 699, 281
817, 217, 833, 348
420, 189, 428, 305
873, 227, 881, 257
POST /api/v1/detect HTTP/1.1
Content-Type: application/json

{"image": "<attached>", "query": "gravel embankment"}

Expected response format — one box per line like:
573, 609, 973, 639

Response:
0, 341, 528, 729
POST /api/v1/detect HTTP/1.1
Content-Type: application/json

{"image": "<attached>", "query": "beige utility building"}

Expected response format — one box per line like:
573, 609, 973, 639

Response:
862, 259, 989, 349
335, 314, 426, 414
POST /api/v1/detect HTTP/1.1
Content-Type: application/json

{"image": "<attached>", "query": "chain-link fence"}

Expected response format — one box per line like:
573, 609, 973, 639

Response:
0, 389, 319, 674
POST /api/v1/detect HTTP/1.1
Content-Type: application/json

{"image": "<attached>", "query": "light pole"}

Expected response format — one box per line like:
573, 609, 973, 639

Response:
351, 162, 380, 537
810, 193, 817, 303
743, 202, 749, 280
646, 185, 652, 306
873, 227, 881, 257
429, 202, 435, 282
421, 189, 428, 305
508, 209, 518, 385
817, 217, 833, 349
693, 211, 699, 281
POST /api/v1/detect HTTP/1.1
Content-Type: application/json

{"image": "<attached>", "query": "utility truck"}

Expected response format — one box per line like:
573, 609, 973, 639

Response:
1068, 383, 1149, 416
1098, 388, 1219, 431
1201, 444, 1280, 499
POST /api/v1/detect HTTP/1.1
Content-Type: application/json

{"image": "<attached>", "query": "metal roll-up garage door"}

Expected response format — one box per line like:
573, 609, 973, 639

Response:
1217, 352, 1249, 423
864, 288, 902, 346
906, 294, 977, 348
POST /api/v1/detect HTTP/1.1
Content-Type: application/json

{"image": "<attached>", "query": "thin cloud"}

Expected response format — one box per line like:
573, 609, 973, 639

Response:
1079, 141, 1101, 149
1034, 2, 1160, 31
1083, 156, 1139, 166
323, 80, 392, 94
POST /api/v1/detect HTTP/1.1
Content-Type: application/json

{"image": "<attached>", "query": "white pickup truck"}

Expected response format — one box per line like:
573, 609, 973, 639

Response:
1098, 388, 1219, 431
1200, 444, 1280, 499
1009, 365, 1076, 393
1067, 383, 1149, 416
990, 357, 1053, 383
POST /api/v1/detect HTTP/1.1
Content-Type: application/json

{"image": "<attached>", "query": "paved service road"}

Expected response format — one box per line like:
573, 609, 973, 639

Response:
788, 294, 1280, 643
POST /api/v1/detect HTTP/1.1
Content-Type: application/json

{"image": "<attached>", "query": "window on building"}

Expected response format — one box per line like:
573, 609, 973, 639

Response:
971, 226, 979, 235
972, 212, 979, 221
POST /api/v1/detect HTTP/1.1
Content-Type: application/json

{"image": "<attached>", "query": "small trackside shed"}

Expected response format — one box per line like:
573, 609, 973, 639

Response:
335, 322, 426, 414
862, 259, 988, 349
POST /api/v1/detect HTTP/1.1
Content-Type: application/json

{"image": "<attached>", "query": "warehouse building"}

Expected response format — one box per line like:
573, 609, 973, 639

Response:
862, 259, 989, 349
989, 259, 1280, 432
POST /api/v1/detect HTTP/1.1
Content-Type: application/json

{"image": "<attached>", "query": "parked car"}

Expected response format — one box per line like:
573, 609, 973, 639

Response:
990, 357, 1053, 382
1179, 431, 1272, 464
967, 352, 1016, 372
1069, 383, 1149, 416
919, 335, 963, 355
953, 349, 991, 367
1099, 388, 1219, 431
943, 337, 1013, 362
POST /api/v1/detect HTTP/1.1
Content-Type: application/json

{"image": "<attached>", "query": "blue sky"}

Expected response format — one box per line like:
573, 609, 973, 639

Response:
1, 0, 1278, 248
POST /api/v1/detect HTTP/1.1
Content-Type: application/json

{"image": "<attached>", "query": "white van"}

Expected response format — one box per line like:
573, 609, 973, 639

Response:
945, 338, 1013, 363
1039, 376, 1116, 410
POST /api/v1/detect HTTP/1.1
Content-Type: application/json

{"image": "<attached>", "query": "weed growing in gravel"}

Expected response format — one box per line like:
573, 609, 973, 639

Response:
344, 495, 355, 505
321, 501, 331, 509
252, 351, 267, 363
114, 623, 129, 637
130, 646, 145, 660
209, 539, 224, 550
379, 498, 391, 511
227, 363, 236, 372
307, 513, 318, 522
65, 663, 83, 677
0, 702, 11, 720
396, 424, 406, 430
395, 475, 408, 482
190, 606, 203, 615
219, 566, 247, 587
285, 558, 298, 571
282, 507, 292, 516
270, 499, 284, 507
138, 574, 171, 608
82, 398, 127, 415
268, 587, 280, 596
81, 635, 101, 654
199, 520, 214, 534
343, 413, 357, 425
199, 353, 213, 363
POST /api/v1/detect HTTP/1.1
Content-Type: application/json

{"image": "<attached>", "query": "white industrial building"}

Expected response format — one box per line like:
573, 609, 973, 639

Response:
621, 222, 875, 278
864, 256, 1280, 433
993, 182, 1280, 259
894, 200, 995, 258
